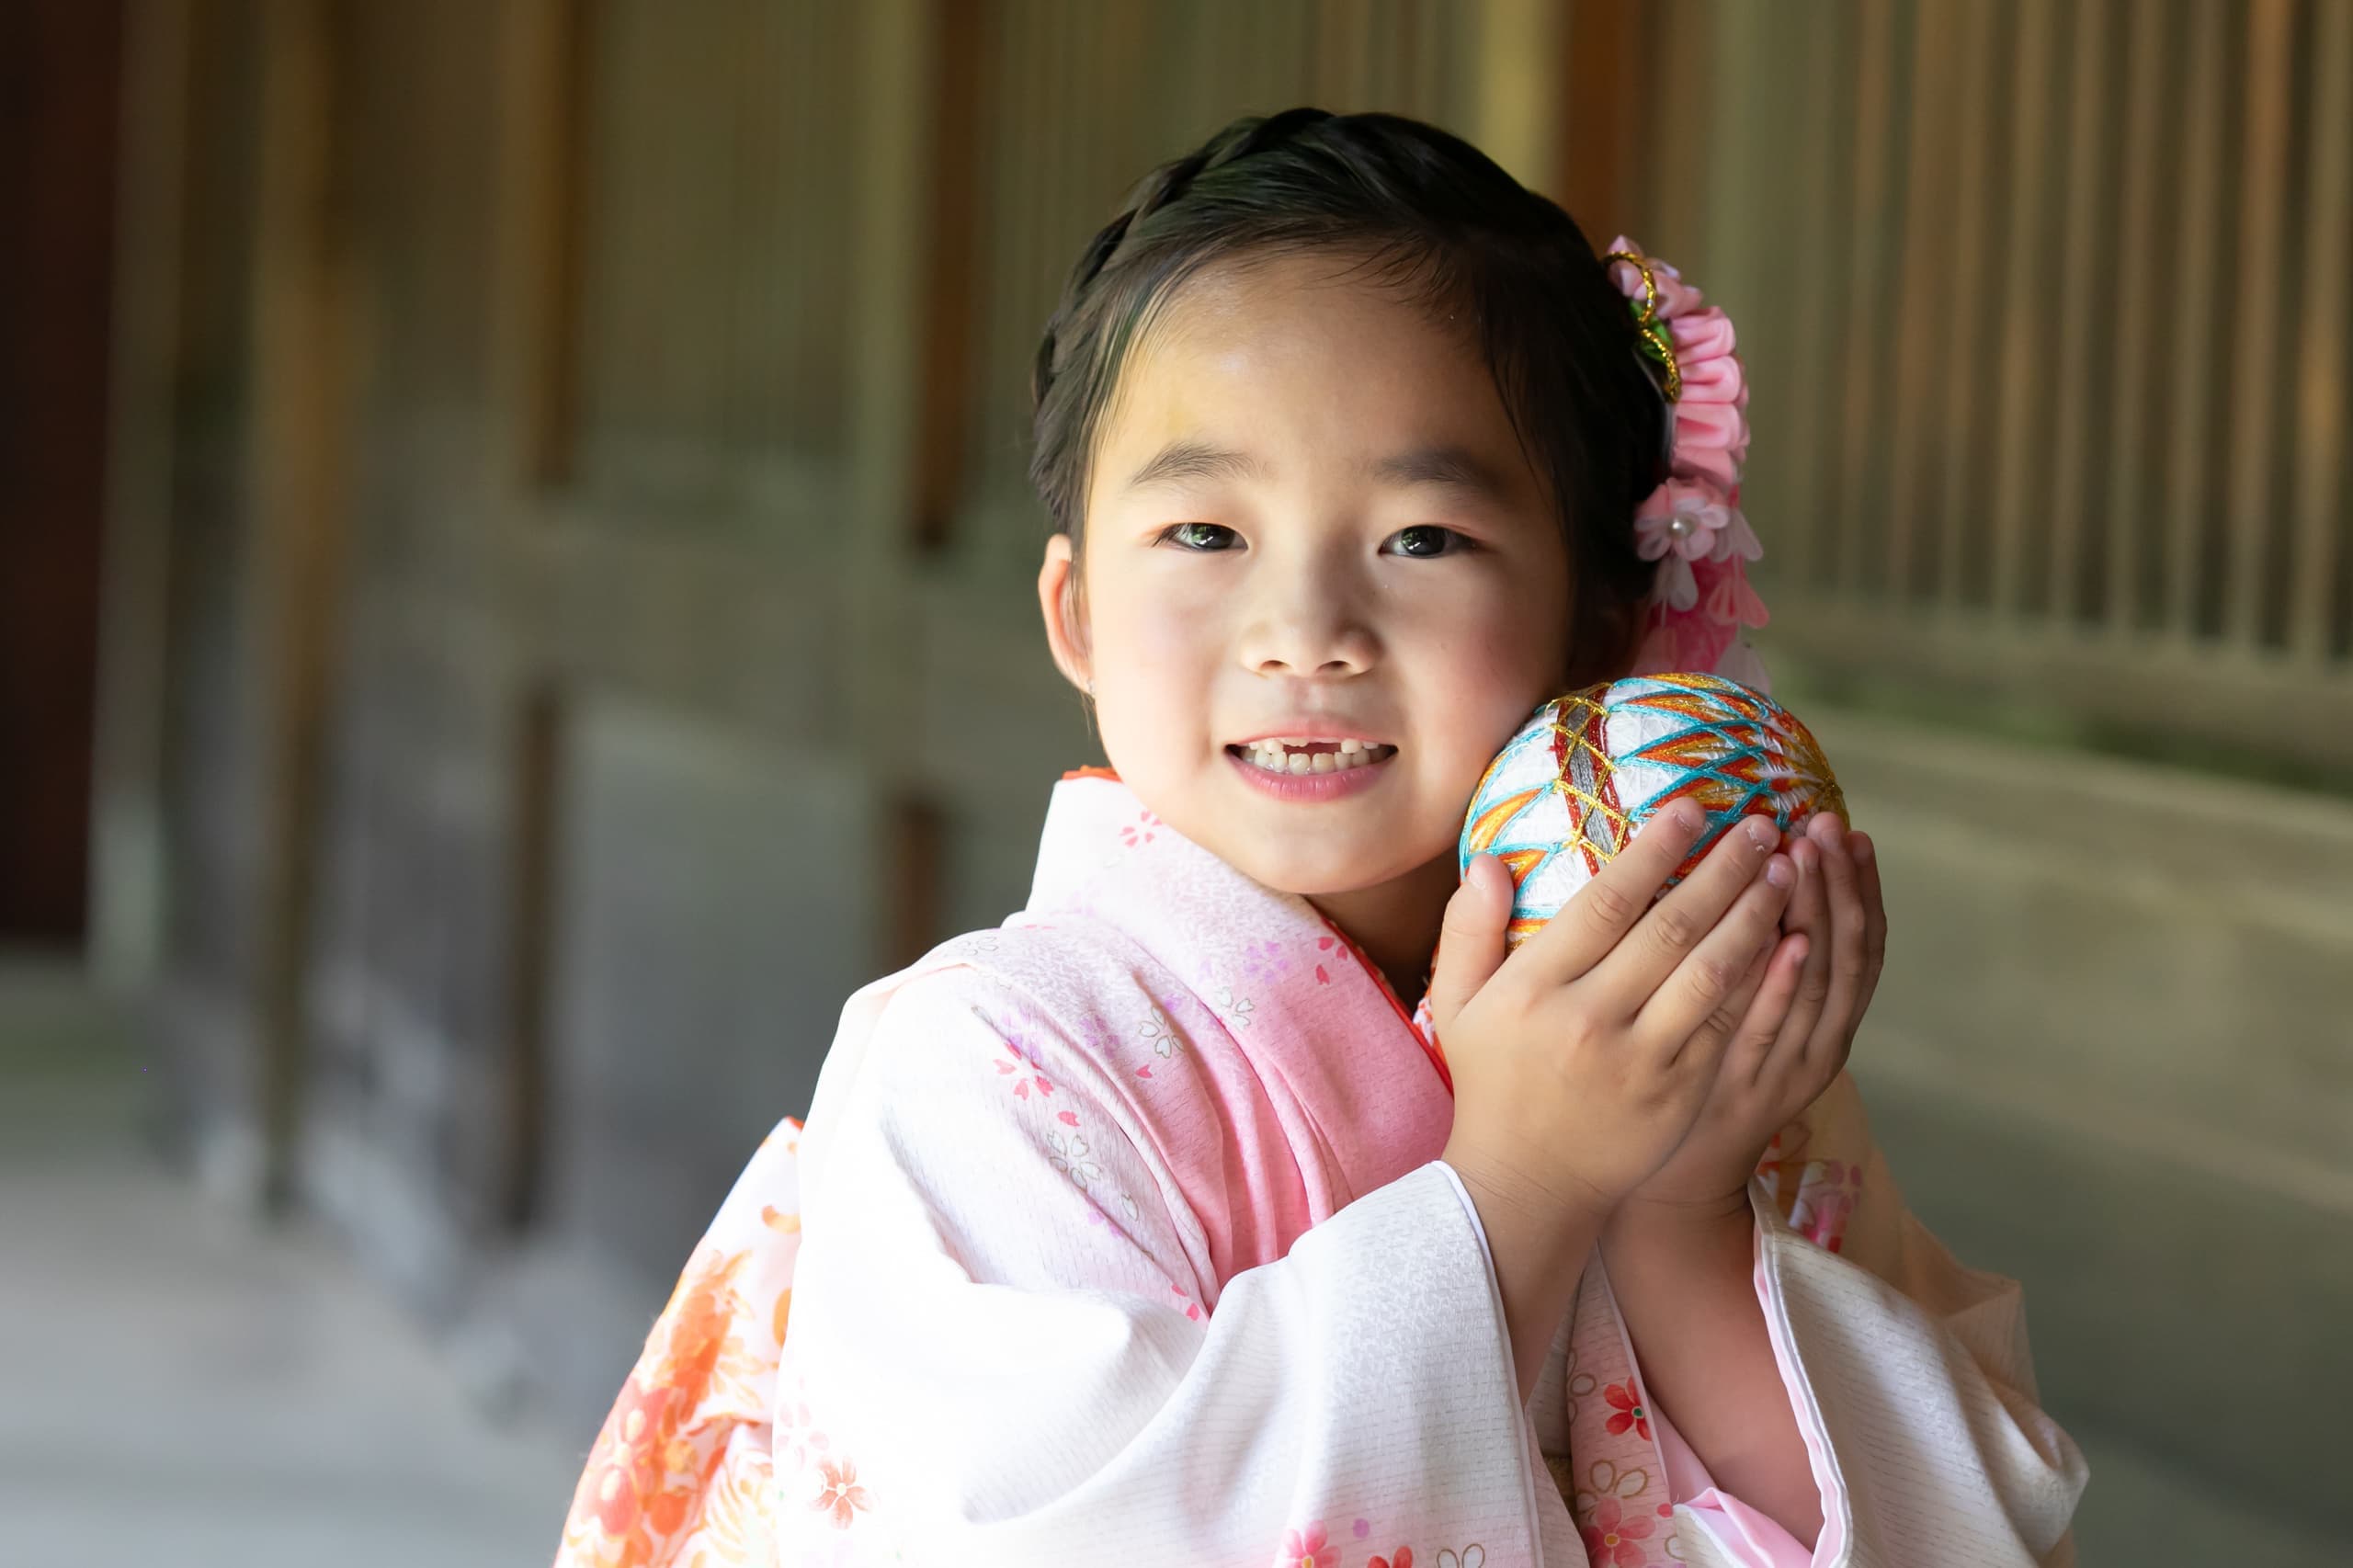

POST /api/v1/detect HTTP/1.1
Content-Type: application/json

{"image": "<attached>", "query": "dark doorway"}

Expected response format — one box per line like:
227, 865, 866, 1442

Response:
0, 0, 123, 946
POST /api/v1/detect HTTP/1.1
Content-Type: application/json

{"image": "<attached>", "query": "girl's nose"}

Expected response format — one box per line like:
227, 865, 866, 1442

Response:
1234, 560, 1378, 677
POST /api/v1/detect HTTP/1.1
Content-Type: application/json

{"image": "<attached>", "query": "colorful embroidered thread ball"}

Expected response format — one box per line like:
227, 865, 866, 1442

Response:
1461, 672, 1847, 950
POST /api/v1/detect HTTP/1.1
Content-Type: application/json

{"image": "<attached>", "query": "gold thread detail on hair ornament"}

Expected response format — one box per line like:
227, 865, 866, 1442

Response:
1605, 249, 1682, 403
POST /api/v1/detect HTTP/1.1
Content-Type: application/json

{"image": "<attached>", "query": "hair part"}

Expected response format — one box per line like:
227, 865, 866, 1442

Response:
1029, 108, 1668, 688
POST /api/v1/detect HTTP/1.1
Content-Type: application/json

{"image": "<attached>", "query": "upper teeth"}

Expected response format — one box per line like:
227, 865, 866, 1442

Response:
1239, 738, 1392, 774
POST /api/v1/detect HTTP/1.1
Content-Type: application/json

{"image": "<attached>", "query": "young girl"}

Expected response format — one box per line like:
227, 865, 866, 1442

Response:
555, 109, 2086, 1568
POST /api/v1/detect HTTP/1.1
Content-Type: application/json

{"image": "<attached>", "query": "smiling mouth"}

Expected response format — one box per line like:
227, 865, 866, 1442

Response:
1227, 737, 1399, 776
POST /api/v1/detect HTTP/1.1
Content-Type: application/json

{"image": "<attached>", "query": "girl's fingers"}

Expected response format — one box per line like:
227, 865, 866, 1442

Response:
1713, 929, 1776, 1050
1636, 846, 1797, 1065
1520, 799, 1712, 988
1427, 855, 1514, 1035
1739, 931, 1814, 1085
1806, 816, 1870, 1073
1774, 837, 1837, 1053
1852, 831, 1887, 1019
1593, 813, 1782, 1016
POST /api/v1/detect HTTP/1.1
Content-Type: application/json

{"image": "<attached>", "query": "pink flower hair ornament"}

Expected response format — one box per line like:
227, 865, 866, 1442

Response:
1605, 237, 1771, 695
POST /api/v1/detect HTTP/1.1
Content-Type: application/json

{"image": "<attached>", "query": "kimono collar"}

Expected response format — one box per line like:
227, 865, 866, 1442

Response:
1021, 770, 1455, 1207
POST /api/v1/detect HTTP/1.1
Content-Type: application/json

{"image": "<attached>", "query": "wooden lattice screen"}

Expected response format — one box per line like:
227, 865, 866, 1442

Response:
1633, 0, 2353, 782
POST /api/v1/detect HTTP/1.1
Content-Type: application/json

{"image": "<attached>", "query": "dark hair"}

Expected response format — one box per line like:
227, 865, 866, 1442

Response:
1029, 107, 1667, 688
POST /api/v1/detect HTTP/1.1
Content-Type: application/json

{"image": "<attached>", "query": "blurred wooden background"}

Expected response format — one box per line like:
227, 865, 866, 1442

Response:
76, 0, 2350, 1557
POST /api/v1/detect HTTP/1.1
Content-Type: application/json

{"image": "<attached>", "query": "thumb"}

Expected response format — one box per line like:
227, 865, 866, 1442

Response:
1427, 855, 1513, 1035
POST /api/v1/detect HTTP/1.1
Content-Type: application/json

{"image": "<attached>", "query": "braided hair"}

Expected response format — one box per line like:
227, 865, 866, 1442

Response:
1029, 108, 1668, 688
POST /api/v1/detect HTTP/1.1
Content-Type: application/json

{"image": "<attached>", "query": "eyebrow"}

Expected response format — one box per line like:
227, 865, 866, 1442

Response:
1362, 445, 1516, 502
1121, 438, 1274, 492
1121, 439, 1514, 503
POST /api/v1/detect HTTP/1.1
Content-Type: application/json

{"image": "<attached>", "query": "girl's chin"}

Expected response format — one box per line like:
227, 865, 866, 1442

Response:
1111, 767, 1457, 895
1224, 837, 1454, 902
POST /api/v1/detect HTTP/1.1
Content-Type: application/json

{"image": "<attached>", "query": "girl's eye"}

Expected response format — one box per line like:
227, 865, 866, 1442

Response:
1164, 522, 1240, 551
1385, 524, 1469, 558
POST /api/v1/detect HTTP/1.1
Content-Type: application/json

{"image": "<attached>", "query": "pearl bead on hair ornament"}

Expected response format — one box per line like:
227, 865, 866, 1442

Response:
1460, 673, 1846, 950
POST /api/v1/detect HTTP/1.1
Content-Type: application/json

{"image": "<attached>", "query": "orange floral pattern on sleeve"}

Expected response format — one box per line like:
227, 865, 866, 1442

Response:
554, 1119, 812, 1568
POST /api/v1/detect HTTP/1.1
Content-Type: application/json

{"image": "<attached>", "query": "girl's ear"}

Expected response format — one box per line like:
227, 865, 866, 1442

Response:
1037, 532, 1093, 695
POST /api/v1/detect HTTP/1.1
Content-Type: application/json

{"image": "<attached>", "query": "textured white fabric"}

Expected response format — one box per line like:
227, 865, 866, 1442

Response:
780, 974, 1552, 1563
1673, 1074, 2089, 1567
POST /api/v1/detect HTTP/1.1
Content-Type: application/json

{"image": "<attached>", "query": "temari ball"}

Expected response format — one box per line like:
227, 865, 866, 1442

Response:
1460, 671, 1848, 950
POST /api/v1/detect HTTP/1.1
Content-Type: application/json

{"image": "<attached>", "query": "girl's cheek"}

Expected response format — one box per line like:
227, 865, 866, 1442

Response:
1414, 591, 1555, 692
1118, 592, 1225, 668
1437, 622, 1566, 756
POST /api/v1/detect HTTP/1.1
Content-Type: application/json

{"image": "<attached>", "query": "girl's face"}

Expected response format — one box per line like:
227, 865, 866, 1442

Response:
1039, 252, 1576, 907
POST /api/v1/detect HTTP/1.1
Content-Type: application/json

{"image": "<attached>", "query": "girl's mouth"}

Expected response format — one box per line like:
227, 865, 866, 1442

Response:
1223, 738, 1399, 801
1227, 737, 1399, 776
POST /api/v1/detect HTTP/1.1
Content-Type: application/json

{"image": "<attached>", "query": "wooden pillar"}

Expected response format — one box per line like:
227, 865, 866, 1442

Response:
910, 0, 986, 559
92, 0, 193, 991
245, 0, 355, 1207
849, 0, 956, 968
484, 0, 583, 1232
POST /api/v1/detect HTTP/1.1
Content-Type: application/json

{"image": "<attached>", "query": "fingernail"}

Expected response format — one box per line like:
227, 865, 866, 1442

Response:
1649, 802, 1700, 836
1743, 818, 1776, 851
1852, 834, 1874, 865
1766, 856, 1793, 888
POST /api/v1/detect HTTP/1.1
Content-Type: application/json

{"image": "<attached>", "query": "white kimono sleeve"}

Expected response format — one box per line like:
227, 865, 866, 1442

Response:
777, 970, 1556, 1565
1666, 1071, 2089, 1568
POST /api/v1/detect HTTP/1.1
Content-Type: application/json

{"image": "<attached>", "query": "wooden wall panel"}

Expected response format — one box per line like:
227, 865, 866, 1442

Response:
571, 0, 740, 483
568, 0, 858, 506
541, 699, 875, 1286
959, 0, 1468, 539
1647, 0, 2353, 779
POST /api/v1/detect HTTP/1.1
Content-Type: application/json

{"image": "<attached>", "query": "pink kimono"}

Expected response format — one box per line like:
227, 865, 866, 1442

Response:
554, 771, 2085, 1567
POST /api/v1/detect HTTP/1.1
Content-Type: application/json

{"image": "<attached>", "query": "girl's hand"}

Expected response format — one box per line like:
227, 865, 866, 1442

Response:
1614, 811, 1888, 1222
1428, 801, 1797, 1401
1432, 801, 1799, 1221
